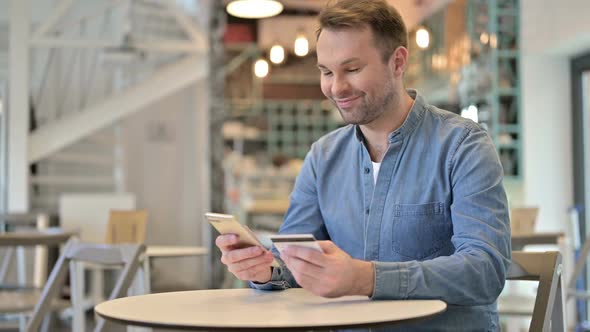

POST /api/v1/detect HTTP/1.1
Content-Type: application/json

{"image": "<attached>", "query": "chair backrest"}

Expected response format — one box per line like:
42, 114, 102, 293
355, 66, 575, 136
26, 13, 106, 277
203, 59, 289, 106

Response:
105, 210, 147, 244
510, 207, 539, 235
26, 239, 145, 332
507, 251, 565, 332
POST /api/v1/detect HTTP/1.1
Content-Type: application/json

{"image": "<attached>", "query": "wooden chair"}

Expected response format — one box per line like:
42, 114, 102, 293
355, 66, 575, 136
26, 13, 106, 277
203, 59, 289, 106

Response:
85, 210, 148, 308
499, 251, 565, 332
104, 210, 208, 294
105, 210, 148, 244
510, 207, 539, 235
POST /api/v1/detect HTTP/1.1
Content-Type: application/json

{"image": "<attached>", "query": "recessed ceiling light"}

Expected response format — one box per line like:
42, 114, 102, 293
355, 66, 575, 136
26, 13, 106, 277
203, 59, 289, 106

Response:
226, 0, 284, 19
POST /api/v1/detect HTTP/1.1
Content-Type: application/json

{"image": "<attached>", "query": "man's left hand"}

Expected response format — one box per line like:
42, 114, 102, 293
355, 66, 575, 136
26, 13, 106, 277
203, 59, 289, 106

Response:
279, 241, 374, 298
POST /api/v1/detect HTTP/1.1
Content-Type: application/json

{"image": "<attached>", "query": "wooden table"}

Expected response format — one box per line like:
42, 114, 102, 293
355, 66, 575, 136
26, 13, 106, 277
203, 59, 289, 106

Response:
511, 232, 564, 250
0, 228, 74, 330
0, 227, 74, 246
96, 288, 447, 331
0, 228, 75, 287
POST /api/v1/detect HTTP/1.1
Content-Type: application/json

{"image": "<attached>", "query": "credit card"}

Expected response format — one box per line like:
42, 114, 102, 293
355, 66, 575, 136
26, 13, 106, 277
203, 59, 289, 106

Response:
269, 234, 324, 253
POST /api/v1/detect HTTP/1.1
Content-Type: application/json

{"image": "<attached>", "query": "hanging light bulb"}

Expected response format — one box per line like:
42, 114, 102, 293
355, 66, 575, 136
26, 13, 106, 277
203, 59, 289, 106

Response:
416, 27, 430, 49
254, 58, 269, 78
480, 32, 490, 45
226, 0, 283, 19
269, 44, 285, 64
294, 32, 309, 57
489, 33, 498, 49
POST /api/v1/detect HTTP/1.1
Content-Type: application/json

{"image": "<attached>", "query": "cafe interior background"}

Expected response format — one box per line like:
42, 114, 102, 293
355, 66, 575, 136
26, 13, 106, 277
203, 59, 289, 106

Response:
0, 0, 590, 330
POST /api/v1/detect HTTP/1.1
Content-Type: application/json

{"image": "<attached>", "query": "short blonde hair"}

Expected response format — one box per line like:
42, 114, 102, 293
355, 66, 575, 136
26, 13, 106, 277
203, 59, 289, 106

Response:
317, 0, 408, 63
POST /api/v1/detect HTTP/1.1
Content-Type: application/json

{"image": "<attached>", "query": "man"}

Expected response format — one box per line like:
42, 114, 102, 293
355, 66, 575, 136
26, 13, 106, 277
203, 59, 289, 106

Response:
216, 0, 511, 330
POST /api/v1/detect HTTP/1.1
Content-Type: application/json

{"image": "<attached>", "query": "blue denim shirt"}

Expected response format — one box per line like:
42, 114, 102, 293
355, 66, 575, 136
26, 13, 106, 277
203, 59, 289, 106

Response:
252, 90, 511, 331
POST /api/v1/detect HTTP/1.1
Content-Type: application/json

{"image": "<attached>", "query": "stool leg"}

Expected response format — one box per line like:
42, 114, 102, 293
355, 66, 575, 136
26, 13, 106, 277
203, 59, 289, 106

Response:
127, 260, 151, 332
70, 261, 85, 332
142, 257, 151, 294
18, 313, 26, 332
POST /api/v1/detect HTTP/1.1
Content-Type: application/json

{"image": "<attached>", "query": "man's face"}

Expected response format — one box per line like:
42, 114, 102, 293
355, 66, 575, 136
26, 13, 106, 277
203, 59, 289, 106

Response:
317, 27, 398, 125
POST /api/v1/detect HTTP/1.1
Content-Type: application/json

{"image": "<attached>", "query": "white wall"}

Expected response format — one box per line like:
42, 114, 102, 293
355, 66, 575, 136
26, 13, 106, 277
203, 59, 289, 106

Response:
520, 0, 590, 232
122, 80, 210, 290
521, 55, 573, 231
521, 0, 590, 57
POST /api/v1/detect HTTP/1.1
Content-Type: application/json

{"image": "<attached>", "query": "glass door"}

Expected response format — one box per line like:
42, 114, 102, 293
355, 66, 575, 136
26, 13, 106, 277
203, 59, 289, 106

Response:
0, 81, 6, 215
583, 70, 590, 240
572, 53, 590, 323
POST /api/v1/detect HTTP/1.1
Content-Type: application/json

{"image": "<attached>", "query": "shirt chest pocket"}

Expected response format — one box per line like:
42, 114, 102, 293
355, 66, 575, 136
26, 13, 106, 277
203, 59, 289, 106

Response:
392, 202, 452, 260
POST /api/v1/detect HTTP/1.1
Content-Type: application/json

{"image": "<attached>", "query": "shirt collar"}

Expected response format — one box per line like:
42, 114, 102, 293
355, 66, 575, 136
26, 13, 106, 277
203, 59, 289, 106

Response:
354, 89, 426, 143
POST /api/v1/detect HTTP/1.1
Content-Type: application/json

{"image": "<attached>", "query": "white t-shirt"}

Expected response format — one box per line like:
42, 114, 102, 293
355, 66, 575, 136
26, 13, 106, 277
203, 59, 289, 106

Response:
372, 161, 381, 184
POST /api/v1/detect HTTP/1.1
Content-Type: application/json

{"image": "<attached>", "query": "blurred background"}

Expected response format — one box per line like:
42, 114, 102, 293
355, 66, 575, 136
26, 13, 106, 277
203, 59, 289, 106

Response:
0, 0, 589, 331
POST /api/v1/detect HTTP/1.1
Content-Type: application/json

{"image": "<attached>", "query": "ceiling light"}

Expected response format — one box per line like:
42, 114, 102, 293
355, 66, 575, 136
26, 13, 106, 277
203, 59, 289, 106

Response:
416, 27, 430, 49
254, 58, 269, 78
226, 0, 283, 19
294, 32, 309, 57
269, 44, 285, 64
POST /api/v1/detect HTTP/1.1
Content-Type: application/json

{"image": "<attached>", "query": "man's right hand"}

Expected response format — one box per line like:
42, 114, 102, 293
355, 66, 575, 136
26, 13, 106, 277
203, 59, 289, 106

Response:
215, 234, 274, 283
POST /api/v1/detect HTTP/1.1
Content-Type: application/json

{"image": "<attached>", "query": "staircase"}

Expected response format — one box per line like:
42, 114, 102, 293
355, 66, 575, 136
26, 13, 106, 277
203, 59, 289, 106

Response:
0, 0, 208, 212
30, 128, 120, 211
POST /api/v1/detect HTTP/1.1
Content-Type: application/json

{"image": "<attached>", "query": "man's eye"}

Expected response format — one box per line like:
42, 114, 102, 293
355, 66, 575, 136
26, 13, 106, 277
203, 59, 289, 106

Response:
347, 68, 360, 73
321, 71, 333, 76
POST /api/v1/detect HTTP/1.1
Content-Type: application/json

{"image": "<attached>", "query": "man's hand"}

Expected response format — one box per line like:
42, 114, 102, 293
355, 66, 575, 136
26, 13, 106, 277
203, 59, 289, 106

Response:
215, 234, 274, 283
279, 241, 374, 298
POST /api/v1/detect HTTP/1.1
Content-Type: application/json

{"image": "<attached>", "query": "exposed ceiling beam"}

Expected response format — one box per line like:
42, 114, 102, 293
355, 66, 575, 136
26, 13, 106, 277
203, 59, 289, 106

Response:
29, 55, 207, 163
29, 38, 203, 53
31, 0, 75, 39
164, 0, 209, 52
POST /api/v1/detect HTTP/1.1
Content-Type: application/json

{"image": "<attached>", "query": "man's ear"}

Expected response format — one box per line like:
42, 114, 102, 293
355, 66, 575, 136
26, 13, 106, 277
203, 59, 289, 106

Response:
388, 46, 409, 77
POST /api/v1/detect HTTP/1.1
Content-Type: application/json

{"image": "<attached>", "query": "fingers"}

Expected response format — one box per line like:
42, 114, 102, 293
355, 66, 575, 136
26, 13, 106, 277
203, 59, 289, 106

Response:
281, 253, 324, 279
215, 234, 239, 251
217, 242, 274, 283
232, 257, 273, 282
317, 240, 337, 253
289, 269, 336, 298
282, 245, 326, 266
228, 251, 273, 274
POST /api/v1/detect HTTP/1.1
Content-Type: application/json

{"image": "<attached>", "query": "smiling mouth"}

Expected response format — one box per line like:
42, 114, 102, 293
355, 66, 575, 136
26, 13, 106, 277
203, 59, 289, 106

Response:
334, 96, 361, 108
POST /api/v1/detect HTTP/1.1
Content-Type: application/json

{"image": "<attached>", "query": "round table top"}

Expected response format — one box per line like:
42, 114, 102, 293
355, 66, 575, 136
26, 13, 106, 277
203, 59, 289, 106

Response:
0, 228, 74, 246
95, 288, 446, 331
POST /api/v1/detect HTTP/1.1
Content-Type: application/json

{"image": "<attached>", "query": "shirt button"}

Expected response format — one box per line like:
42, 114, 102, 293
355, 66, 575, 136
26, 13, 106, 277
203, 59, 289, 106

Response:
364, 168, 370, 174
365, 208, 370, 215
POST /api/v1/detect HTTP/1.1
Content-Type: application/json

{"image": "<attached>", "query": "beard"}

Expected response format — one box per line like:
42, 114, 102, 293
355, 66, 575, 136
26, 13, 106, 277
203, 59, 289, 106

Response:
334, 79, 398, 125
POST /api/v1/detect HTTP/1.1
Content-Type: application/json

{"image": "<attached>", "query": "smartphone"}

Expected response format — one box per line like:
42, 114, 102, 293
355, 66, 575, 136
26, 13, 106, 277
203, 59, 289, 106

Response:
269, 234, 324, 254
205, 212, 279, 267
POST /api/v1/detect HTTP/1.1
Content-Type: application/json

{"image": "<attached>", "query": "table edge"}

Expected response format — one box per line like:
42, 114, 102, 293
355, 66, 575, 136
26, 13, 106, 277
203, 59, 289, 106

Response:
96, 299, 447, 331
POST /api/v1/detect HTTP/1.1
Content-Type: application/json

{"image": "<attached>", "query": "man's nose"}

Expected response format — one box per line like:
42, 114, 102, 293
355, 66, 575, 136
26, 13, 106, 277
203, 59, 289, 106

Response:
331, 76, 351, 97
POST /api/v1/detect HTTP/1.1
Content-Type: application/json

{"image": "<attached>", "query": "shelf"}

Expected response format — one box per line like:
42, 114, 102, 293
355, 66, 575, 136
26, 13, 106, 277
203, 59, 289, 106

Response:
498, 124, 520, 133
498, 88, 519, 96
497, 142, 520, 150
496, 50, 519, 58
497, 9, 520, 16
